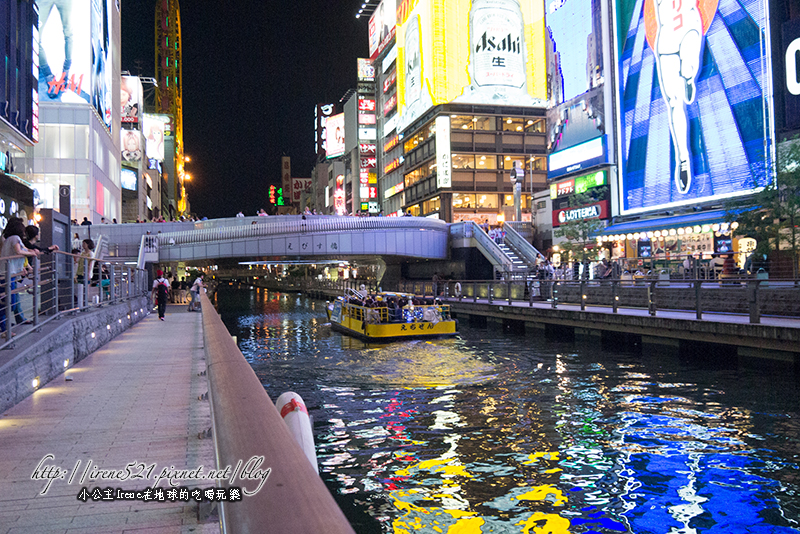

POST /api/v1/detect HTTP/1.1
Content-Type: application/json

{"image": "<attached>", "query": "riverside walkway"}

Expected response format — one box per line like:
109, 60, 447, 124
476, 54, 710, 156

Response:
0, 305, 219, 534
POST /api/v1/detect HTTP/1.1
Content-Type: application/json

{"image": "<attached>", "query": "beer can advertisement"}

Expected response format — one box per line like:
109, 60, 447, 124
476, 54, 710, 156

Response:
142, 115, 168, 161
616, 0, 773, 215
395, 0, 547, 134
121, 76, 143, 124
38, 0, 114, 130
326, 113, 346, 159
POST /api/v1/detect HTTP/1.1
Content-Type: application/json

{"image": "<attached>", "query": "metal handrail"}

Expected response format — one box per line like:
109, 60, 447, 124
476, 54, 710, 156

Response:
199, 292, 354, 534
503, 222, 545, 266
157, 216, 449, 247
0, 250, 149, 350
450, 221, 514, 274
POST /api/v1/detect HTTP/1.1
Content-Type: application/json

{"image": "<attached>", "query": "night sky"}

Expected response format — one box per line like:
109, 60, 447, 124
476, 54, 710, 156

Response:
121, 0, 369, 219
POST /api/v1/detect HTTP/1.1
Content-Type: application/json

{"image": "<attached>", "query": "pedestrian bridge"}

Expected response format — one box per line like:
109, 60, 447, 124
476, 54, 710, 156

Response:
77, 215, 451, 264
76, 216, 542, 275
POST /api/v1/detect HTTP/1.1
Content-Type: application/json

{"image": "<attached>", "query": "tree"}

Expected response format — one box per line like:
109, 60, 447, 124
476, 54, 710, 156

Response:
553, 187, 608, 264
725, 138, 800, 278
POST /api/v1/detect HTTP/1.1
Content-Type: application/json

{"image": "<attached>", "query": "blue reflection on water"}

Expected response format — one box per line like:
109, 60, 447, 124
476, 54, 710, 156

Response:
217, 287, 800, 533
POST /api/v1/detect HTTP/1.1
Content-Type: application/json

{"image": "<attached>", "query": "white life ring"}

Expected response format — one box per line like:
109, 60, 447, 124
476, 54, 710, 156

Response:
454, 282, 462, 297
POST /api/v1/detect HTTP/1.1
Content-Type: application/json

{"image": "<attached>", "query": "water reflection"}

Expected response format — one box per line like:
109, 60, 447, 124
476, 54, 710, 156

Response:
216, 287, 800, 533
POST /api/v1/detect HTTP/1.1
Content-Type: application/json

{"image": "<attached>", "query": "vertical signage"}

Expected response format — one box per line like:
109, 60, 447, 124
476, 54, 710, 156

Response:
281, 156, 291, 201
435, 116, 451, 188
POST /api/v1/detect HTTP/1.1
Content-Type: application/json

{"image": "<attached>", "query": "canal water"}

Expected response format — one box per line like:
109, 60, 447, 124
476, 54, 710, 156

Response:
216, 286, 800, 533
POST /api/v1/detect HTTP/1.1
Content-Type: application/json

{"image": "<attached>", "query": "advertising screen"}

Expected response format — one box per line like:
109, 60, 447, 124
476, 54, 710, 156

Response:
546, 0, 607, 159
121, 168, 137, 191
369, 0, 397, 58
121, 76, 142, 124
775, 16, 800, 134
357, 59, 376, 82
616, 0, 773, 214
142, 114, 167, 161
38, 0, 113, 129
121, 129, 142, 162
396, 0, 547, 134
326, 113, 346, 159
315, 103, 336, 158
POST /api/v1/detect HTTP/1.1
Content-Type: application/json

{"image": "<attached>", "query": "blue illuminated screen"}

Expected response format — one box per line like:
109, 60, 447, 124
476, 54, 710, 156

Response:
616, 0, 772, 214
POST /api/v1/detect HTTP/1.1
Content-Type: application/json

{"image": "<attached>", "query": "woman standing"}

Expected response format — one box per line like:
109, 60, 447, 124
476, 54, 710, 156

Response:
0, 218, 39, 337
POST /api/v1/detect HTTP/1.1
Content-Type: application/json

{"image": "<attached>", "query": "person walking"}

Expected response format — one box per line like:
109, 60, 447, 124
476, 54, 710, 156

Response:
170, 275, 180, 303
151, 269, 170, 321
179, 276, 188, 303
188, 273, 204, 312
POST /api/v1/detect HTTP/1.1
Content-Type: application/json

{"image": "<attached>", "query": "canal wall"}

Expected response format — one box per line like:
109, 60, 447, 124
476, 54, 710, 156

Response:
449, 302, 800, 364
0, 296, 149, 413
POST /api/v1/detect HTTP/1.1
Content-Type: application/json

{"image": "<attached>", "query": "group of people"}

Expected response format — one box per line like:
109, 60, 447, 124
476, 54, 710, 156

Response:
346, 293, 440, 324
0, 218, 60, 338
151, 270, 205, 320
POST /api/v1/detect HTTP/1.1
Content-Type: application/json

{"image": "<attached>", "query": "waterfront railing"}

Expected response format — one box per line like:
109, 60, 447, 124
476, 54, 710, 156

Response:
199, 292, 355, 533
0, 251, 149, 350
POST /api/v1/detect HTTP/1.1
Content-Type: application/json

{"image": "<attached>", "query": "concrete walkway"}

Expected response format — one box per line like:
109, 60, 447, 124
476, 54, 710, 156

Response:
0, 305, 219, 534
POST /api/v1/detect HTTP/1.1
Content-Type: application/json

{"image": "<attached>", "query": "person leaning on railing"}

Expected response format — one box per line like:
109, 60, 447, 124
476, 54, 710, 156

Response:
75, 238, 95, 284
0, 218, 40, 338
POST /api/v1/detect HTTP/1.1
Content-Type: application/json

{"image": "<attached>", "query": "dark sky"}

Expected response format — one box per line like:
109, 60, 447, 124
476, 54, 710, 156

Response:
121, 1, 369, 218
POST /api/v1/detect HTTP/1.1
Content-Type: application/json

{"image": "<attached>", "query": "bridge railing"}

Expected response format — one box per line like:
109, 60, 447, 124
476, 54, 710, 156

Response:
199, 292, 355, 533
450, 221, 514, 276
0, 251, 149, 350
396, 278, 800, 324
157, 215, 449, 247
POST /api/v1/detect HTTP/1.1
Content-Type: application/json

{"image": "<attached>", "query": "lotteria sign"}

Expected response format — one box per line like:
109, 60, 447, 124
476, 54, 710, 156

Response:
552, 200, 609, 227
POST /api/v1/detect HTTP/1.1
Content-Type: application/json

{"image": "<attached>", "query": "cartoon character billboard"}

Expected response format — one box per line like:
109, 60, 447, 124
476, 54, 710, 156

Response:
616, 0, 773, 214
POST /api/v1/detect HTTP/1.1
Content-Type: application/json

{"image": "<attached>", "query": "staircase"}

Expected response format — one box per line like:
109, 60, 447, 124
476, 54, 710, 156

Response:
496, 241, 530, 278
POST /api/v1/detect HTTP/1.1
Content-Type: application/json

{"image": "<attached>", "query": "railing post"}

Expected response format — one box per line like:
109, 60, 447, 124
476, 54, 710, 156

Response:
488, 282, 493, 304
54, 254, 60, 314
32, 256, 40, 326
507, 281, 512, 305
748, 280, 760, 324
580, 280, 586, 311
110, 263, 116, 303
551, 281, 558, 309
83, 257, 89, 308
529, 281, 534, 307
127, 267, 132, 298
5, 262, 12, 339
473, 282, 477, 303
611, 280, 618, 314
648, 280, 656, 316
695, 279, 702, 320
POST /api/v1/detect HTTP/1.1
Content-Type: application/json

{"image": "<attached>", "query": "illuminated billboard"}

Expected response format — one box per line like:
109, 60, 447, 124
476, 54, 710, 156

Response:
616, 0, 773, 214
121, 168, 137, 191
369, 0, 397, 58
396, 0, 547, 133
315, 103, 336, 158
545, 0, 609, 170
121, 76, 142, 124
142, 114, 168, 161
38, 0, 113, 129
357, 59, 375, 82
326, 113, 346, 159
121, 129, 142, 162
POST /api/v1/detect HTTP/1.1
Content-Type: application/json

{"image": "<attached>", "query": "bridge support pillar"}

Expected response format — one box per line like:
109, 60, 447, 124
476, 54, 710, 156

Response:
525, 321, 545, 334
641, 335, 680, 357
575, 327, 602, 341
738, 346, 797, 364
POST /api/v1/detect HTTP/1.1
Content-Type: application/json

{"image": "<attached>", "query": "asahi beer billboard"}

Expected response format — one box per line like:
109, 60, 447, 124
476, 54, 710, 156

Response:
616, 0, 773, 215
395, 0, 547, 134
38, 0, 114, 130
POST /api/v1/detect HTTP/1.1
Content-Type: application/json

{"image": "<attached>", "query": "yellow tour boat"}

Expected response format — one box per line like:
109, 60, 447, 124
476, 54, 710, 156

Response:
326, 290, 458, 341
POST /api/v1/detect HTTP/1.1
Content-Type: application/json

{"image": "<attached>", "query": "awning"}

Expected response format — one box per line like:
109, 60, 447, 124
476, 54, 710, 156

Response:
598, 209, 732, 236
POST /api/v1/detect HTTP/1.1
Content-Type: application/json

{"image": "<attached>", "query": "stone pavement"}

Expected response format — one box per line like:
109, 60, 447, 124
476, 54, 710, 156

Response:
0, 304, 220, 534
